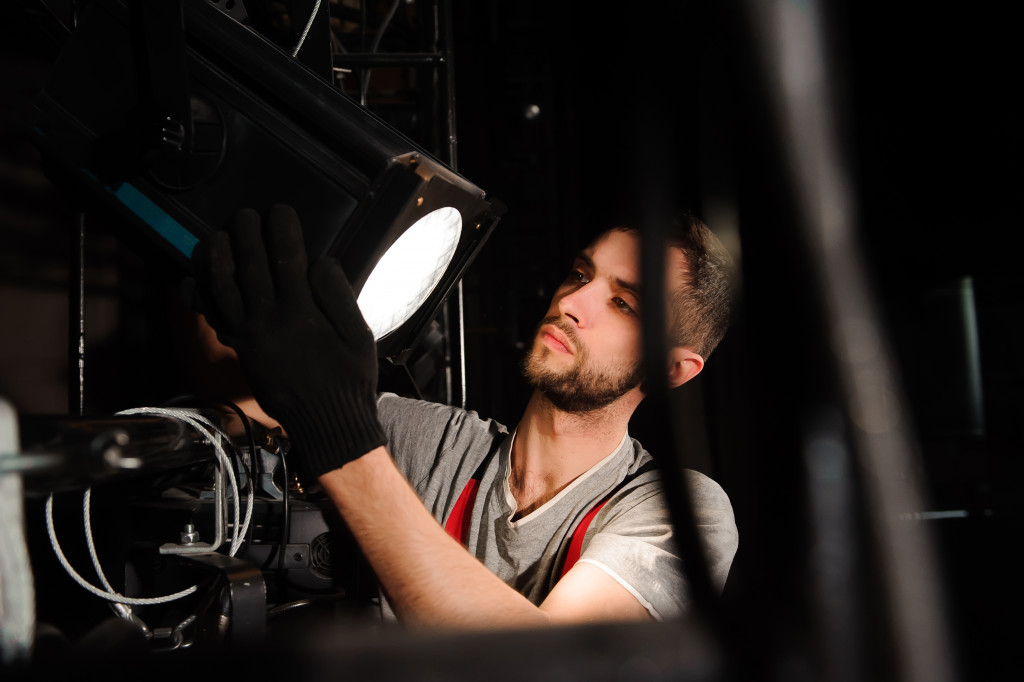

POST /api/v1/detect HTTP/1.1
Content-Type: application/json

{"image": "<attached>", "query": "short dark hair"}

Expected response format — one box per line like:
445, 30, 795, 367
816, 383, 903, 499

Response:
613, 212, 735, 359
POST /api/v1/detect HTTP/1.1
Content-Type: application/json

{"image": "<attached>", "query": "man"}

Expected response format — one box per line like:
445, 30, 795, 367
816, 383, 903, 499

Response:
189, 204, 738, 628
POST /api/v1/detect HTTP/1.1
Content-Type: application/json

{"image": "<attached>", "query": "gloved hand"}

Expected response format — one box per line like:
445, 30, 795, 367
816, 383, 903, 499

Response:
187, 204, 386, 479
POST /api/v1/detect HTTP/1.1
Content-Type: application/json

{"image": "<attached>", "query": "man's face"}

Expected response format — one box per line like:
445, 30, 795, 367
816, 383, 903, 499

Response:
522, 229, 650, 412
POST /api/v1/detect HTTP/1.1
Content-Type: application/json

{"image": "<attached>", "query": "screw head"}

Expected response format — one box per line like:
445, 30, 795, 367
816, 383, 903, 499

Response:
180, 524, 200, 544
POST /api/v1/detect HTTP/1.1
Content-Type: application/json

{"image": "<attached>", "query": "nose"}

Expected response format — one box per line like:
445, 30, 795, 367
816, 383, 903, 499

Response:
556, 280, 597, 329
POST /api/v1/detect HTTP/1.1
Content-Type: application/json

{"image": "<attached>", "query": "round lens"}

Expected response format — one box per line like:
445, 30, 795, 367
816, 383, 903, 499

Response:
357, 207, 462, 340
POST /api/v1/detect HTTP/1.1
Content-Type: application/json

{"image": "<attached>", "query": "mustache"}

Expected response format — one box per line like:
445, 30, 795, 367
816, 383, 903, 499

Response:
539, 315, 582, 352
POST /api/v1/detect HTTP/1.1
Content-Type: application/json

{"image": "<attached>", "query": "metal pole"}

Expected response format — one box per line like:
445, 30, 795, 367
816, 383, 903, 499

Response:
70, 205, 85, 418
742, 2, 956, 680
69, 2, 86, 419
437, 0, 466, 408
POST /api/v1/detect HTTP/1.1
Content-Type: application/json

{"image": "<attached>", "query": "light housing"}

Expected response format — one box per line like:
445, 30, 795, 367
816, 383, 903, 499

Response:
29, 0, 503, 362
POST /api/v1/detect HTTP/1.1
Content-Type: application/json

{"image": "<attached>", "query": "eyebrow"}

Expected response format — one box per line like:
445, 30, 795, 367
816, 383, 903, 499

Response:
574, 252, 643, 299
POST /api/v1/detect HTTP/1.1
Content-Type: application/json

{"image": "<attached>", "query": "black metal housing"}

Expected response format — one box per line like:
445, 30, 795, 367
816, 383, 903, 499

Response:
29, 0, 503, 361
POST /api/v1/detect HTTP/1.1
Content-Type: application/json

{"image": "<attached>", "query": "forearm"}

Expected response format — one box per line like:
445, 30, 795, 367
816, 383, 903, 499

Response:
319, 447, 552, 629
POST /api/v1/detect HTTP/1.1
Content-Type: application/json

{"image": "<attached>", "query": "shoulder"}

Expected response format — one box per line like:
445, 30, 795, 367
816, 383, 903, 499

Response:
377, 392, 509, 486
377, 392, 465, 424
682, 469, 737, 525
588, 438, 739, 600
377, 393, 507, 441
613, 438, 735, 519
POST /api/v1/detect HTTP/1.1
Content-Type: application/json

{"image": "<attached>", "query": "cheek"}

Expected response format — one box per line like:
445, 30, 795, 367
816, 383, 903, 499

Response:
598, 322, 643, 365
623, 330, 643, 361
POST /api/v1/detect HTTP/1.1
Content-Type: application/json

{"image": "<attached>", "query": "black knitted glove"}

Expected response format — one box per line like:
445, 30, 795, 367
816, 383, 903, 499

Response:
188, 204, 386, 479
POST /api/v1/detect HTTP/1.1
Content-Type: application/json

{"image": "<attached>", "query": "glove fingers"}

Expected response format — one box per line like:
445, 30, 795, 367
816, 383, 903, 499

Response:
226, 208, 275, 313
191, 230, 246, 335
309, 257, 375, 347
262, 204, 310, 301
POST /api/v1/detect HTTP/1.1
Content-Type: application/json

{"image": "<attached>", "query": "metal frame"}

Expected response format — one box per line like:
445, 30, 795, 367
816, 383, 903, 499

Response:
330, 0, 467, 407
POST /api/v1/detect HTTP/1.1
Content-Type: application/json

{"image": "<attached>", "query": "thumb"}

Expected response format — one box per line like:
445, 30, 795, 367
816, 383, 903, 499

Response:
309, 257, 375, 344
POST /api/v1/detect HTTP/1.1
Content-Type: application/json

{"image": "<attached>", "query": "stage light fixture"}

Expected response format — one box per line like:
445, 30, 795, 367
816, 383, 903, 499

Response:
29, 0, 504, 362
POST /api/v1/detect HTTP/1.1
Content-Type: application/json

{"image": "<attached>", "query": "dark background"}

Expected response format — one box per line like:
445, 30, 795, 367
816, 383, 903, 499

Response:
1, 1, 1020, 679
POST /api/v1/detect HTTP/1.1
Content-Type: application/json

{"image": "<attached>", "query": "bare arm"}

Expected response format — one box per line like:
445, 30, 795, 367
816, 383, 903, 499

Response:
320, 447, 651, 629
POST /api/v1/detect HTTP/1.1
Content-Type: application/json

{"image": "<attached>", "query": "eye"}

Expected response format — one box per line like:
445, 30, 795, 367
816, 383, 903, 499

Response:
613, 297, 636, 315
567, 270, 590, 284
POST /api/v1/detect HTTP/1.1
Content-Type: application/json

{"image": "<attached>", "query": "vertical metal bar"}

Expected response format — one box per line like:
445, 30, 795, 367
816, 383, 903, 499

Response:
415, 0, 438, 153
358, 0, 368, 106
958, 278, 985, 435
437, 0, 466, 408
456, 281, 466, 409
438, 0, 457, 170
69, 1, 86, 419
633, 122, 719, 624
743, 1, 956, 679
442, 297, 452, 407
70, 211, 85, 417
0, 398, 35, 665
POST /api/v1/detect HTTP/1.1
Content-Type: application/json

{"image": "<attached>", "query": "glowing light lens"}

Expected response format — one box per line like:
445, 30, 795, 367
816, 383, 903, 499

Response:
357, 207, 462, 340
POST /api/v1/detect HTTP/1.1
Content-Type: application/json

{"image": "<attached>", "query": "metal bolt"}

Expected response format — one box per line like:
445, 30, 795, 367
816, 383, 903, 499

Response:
180, 523, 200, 544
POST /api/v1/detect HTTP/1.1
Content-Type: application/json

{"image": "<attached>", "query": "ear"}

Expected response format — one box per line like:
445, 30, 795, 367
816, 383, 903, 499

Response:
667, 347, 704, 388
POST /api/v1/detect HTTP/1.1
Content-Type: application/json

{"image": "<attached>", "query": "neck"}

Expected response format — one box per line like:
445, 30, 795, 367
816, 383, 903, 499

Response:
509, 389, 639, 518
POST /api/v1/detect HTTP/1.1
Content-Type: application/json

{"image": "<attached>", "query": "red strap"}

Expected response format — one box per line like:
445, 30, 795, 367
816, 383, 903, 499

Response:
445, 456, 492, 544
446, 469, 611, 581
445, 478, 481, 545
560, 498, 610, 579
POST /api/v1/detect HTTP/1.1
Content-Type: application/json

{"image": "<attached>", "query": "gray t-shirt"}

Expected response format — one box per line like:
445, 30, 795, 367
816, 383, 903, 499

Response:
376, 392, 738, 621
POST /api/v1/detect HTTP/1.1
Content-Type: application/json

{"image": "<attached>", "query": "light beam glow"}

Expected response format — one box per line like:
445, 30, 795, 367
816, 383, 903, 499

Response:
357, 207, 462, 340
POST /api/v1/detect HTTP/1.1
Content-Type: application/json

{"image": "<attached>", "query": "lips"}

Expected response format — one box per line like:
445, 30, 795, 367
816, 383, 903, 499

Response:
540, 324, 574, 354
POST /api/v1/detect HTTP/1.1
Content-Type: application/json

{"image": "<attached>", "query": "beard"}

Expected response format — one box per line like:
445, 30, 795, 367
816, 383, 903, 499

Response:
521, 317, 644, 413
